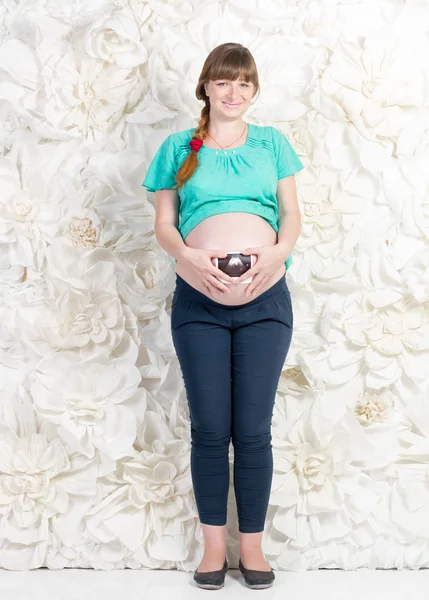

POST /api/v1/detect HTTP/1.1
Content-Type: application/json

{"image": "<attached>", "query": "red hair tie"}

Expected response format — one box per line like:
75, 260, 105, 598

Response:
189, 139, 203, 152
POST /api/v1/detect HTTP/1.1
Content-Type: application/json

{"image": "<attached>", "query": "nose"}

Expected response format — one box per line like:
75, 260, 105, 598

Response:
225, 94, 241, 103
224, 84, 243, 99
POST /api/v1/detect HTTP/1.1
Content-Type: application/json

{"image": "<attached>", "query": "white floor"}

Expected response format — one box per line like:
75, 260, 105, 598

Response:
1, 567, 429, 600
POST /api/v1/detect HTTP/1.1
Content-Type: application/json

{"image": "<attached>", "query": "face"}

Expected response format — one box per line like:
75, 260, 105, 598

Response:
204, 77, 255, 118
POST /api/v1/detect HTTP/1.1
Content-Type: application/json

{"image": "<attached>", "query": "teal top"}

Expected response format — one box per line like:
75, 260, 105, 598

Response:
141, 123, 305, 270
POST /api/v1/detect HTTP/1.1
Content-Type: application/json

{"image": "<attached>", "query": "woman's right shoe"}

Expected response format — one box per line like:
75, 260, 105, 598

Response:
193, 557, 228, 590
239, 558, 275, 589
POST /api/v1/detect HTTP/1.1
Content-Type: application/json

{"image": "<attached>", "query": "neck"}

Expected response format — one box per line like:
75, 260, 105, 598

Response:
207, 117, 246, 137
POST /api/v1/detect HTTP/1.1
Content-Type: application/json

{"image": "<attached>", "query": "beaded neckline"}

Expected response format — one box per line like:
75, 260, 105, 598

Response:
198, 123, 253, 155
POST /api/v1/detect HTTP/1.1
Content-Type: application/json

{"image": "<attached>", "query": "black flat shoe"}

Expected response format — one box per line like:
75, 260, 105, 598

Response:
239, 558, 275, 589
193, 558, 228, 590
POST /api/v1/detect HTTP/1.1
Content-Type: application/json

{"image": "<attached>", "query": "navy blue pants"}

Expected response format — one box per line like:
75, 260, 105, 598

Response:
171, 273, 293, 533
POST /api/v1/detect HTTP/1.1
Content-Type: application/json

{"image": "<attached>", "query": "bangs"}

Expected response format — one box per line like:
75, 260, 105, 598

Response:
210, 52, 256, 84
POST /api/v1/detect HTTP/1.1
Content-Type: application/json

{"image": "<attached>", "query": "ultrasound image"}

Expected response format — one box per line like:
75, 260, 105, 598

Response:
217, 253, 251, 276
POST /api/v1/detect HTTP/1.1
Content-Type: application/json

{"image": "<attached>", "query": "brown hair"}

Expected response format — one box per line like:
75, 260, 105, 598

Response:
174, 43, 260, 190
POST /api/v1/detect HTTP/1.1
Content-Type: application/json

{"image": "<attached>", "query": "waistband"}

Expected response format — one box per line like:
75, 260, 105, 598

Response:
174, 272, 287, 310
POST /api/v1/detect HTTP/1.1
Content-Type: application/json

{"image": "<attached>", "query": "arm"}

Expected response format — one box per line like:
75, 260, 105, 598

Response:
274, 175, 302, 262
154, 188, 190, 262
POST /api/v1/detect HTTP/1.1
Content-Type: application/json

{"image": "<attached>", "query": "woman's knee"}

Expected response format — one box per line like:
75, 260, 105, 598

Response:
191, 425, 231, 449
231, 429, 272, 451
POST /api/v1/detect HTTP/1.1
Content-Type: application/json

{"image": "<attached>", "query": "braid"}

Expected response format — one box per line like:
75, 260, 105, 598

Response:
175, 102, 210, 190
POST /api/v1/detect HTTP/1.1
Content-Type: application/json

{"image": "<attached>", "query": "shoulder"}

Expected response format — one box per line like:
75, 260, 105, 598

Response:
264, 125, 296, 153
162, 128, 194, 160
247, 123, 281, 148
167, 127, 195, 146
250, 124, 276, 135
263, 124, 283, 142
156, 128, 194, 166
245, 123, 273, 140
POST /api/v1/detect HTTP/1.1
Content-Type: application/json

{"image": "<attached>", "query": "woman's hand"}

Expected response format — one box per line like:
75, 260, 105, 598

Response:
179, 247, 236, 296
234, 245, 286, 296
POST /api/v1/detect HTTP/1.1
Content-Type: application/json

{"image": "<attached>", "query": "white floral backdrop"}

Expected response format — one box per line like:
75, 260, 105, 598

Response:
0, 0, 429, 572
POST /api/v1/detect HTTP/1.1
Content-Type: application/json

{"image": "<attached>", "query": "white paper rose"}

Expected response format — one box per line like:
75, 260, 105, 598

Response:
321, 30, 427, 138
311, 264, 429, 389
0, 432, 90, 534
14, 286, 128, 360
0, 153, 61, 273
46, 536, 130, 570
9, 243, 140, 360
270, 397, 384, 550
390, 390, 429, 538
0, 38, 144, 139
0, 389, 98, 569
84, 408, 195, 562
355, 390, 394, 425
43, 40, 144, 138
85, 10, 147, 68
116, 248, 176, 318
31, 351, 141, 459
61, 151, 157, 252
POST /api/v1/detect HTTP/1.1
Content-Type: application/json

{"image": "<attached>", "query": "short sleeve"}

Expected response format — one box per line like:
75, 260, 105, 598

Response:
271, 126, 304, 179
141, 134, 178, 192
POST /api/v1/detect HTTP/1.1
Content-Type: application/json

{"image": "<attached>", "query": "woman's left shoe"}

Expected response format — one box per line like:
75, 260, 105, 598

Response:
239, 558, 275, 589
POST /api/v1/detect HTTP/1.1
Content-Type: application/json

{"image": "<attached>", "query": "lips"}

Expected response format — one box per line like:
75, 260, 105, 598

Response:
223, 102, 241, 107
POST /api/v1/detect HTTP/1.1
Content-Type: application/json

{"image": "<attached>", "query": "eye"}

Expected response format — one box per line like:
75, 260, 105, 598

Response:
217, 82, 249, 87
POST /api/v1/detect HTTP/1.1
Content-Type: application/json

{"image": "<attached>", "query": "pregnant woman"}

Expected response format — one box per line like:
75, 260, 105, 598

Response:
142, 42, 304, 590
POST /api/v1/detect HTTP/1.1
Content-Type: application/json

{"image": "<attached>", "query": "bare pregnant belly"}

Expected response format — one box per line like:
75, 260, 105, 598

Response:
175, 213, 286, 306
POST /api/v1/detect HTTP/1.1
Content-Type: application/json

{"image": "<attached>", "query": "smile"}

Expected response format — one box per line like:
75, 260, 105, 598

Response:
223, 102, 241, 108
